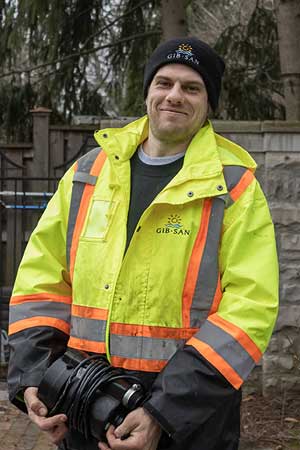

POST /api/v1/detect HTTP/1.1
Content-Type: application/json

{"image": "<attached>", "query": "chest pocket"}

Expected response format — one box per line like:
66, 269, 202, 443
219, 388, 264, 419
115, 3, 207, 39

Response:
82, 199, 117, 240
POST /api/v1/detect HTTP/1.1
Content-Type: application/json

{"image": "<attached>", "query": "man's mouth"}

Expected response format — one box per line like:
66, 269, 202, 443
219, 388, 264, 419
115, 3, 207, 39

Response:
159, 109, 187, 115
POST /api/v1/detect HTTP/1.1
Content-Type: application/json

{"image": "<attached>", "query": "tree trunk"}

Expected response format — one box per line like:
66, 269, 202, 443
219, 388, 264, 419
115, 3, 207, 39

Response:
275, 0, 300, 120
161, 0, 188, 41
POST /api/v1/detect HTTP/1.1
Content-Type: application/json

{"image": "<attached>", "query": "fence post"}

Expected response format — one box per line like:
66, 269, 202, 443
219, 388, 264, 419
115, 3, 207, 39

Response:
25, 107, 52, 239
29, 107, 52, 187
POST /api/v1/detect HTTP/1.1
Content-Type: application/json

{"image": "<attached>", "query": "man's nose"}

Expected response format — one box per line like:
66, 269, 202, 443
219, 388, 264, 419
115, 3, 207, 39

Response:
166, 83, 184, 104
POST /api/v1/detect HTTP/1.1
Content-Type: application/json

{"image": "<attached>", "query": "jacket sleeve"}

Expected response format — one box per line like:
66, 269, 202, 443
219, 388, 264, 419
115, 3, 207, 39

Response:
144, 177, 279, 443
7, 167, 75, 410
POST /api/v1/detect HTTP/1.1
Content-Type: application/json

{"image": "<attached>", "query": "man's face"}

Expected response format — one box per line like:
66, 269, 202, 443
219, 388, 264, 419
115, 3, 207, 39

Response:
146, 64, 209, 145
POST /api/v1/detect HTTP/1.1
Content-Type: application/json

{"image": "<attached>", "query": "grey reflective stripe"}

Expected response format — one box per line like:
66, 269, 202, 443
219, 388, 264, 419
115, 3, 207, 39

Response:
194, 320, 256, 380
110, 334, 184, 360
73, 172, 97, 185
66, 181, 85, 269
78, 147, 102, 173
188, 165, 249, 327
190, 197, 225, 328
70, 316, 106, 342
66, 147, 102, 269
223, 166, 247, 191
217, 193, 232, 208
9, 302, 70, 324
223, 165, 248, 205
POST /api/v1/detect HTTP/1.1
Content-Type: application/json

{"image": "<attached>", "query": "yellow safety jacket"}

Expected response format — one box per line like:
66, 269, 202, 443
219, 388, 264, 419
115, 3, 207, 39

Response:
9, 116, 279, 390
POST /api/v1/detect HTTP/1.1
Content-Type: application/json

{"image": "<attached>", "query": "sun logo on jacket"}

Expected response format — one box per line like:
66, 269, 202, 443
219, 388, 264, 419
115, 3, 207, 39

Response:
166, 214, 182, 229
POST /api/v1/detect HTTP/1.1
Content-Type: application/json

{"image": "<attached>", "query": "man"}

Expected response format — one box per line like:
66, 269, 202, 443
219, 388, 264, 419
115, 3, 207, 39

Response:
8, 38, 278, 450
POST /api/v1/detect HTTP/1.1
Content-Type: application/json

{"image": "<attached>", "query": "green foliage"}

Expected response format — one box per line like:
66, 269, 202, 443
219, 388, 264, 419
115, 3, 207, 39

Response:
215, 4, 284, 120
109, 0, 160, 116
0, 0, 107, 140
0, 81, 36, 141
0, 0, 161, 140
0, 0, 286, 142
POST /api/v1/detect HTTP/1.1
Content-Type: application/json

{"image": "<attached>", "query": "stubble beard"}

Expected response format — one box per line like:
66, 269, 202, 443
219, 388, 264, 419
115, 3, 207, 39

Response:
149, 117, 200, 145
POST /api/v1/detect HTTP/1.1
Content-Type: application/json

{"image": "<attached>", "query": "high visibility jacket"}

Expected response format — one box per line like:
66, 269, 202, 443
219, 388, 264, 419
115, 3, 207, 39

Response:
9, 117, 278, 394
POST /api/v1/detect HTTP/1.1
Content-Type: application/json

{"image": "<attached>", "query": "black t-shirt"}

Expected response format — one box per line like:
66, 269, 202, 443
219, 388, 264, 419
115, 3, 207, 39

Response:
126, 150, 184, 250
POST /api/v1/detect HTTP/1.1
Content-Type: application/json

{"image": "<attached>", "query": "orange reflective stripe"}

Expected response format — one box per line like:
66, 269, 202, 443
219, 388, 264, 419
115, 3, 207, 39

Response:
69, 151, 106, 280
208, 314, 262, 363
10, 293, 72, 305
111, 355, 166, 372
182, 199, 212, 328
208, 275, 222, 315
230, 170, 254, 202
90, 150, 106, 176
187, 336, 243, 389
72, 304, 109, 320
110, 322, 196, 340
8, 317, 70, 335
68, 336, 106, 353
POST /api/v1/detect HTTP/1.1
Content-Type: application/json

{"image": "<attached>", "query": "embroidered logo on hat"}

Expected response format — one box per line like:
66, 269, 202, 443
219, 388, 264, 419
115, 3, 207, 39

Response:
167, 43, 200, 65
178, 44, 193, 55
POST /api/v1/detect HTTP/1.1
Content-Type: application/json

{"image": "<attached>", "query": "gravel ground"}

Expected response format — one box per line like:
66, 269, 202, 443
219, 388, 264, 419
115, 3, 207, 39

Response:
240, 392, 300, 449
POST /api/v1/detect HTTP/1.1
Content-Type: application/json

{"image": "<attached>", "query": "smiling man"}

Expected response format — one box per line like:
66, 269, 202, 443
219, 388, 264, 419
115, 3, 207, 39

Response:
8, 38, 278, 450
144, 64, 209, 152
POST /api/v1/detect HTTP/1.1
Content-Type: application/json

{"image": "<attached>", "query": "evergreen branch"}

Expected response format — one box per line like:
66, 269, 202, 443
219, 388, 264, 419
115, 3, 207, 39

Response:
81, 0, 153, 50
30, 68, 58, 85
0, 31, 160, 79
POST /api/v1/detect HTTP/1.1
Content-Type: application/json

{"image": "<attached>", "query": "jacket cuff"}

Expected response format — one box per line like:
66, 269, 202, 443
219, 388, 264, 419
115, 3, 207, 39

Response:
9, 388, 27, 413
143, 401, 174, 437
8, 370, 47, 413
143, 402, 174, 448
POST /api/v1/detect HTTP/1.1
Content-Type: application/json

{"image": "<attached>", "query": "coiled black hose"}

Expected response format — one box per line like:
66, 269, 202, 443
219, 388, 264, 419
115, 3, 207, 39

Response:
38, 351, 145, 441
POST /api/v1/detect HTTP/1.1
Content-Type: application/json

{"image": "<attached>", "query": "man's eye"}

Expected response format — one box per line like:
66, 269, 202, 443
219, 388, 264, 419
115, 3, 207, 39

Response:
186, 86, 200, 93
157, 80, 170, 87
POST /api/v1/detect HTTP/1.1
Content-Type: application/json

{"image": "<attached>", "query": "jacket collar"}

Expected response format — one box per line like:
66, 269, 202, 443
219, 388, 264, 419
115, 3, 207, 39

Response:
94, 116, 255, 183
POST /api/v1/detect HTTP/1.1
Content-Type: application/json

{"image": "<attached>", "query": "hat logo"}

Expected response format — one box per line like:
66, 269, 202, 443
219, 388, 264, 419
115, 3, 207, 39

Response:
177, 44, 193, 56
166, 43, 199, 65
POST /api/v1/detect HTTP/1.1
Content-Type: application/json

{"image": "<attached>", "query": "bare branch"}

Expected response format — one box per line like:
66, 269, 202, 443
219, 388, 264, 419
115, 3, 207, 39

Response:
0, 31, 160, 79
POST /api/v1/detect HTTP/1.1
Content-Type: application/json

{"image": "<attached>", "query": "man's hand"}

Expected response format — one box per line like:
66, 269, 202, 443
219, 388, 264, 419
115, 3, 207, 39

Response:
98, 407, 161, 450
24, 387, 68, 445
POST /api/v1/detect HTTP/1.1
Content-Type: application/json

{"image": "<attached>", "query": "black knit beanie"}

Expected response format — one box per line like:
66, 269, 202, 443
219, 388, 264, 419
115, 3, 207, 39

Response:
143, 37, 225, 111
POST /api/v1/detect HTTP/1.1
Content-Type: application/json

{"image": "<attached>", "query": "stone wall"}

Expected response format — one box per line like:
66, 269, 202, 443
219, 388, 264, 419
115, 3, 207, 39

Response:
214, 121, 300, 394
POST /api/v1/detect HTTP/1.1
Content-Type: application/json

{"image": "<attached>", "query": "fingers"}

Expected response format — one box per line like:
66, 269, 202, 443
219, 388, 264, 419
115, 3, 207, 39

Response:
98, 410, 161, 450
30, 410, 68, 444
113, 409, 141, 439
98, 426, 124, 450
98, 425, 115, 450
24, 386, 68, 444
49, 422, 69, 445
98, 441, 111, 450
42, 420, 68, 445
24, 387, 48, 417
34, 413, 67, 431
32, 411, 68, 444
